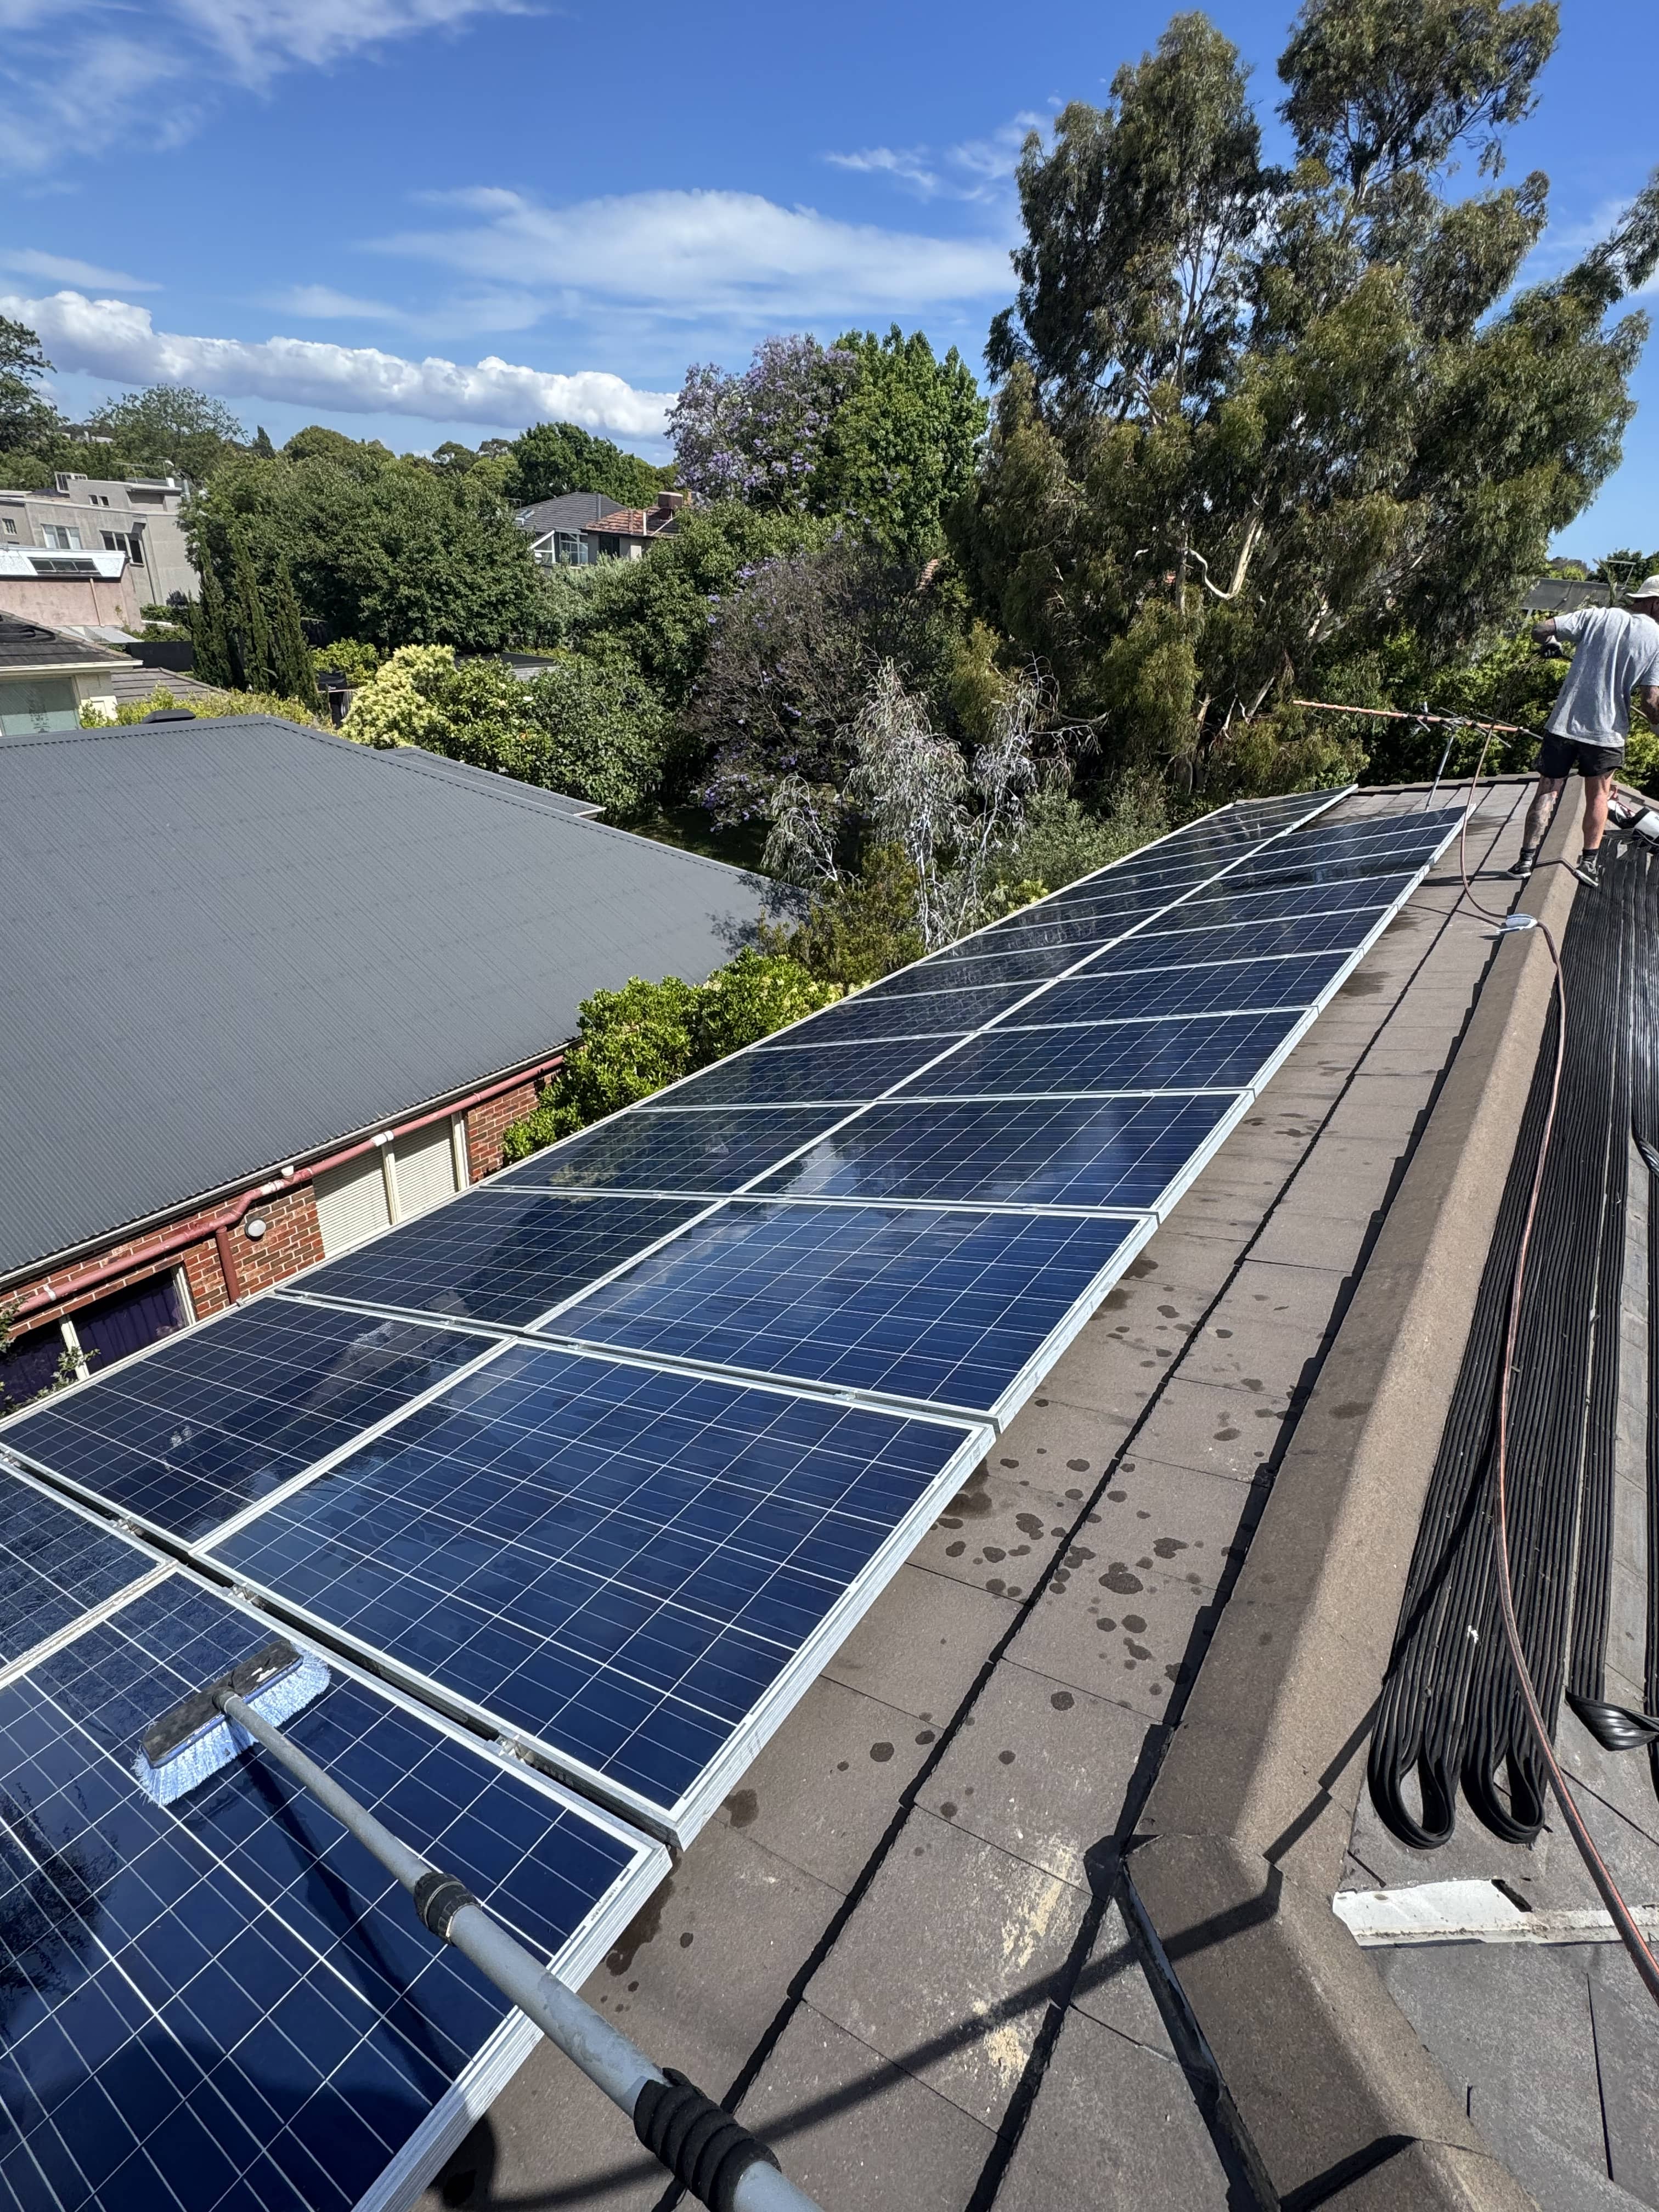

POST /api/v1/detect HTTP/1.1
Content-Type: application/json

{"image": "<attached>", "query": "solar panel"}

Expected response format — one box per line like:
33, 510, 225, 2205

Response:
908, 1009, 1307, 1097
290, 1191, 707, 1328
754, 981, 1040, 1046
551, 1200, 1149, 1420
1075, 905, 1382, 975
0, 1568, 664, 2212
494, 1105, 848, 1194
1020, 951, 1350, 1024
0, 1466, 157, 1668
661, 1035, 952, 1108
204, 1348, 984, 1837
860, 941, 1093, 994
0, 1300, 490, 1544
751, 1093, 1243, 1214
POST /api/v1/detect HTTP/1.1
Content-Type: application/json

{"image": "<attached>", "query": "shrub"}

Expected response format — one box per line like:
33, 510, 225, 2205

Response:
80, 682, 326, 728
500, 951, 838, 1160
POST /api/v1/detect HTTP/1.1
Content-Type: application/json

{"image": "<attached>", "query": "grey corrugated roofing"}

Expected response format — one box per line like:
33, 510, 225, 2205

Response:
0, 715, 766, 1279
513, 492, 625, 537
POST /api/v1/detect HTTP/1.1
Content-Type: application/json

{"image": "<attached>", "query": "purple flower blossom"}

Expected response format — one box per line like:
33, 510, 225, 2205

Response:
668, 335, 859, 509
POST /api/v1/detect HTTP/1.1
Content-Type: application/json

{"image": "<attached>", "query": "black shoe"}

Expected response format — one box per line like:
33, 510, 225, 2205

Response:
1509, 847, 1537, 879
1575, 849, 1602, 888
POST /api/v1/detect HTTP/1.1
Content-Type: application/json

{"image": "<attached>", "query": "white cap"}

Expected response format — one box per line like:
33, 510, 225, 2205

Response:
1633, 575, 1659, 601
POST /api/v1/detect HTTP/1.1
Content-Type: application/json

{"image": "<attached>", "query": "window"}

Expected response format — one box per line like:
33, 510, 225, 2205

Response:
100, 531, 144, 564
39, 525, 82, 550
0, 1274, 189, 1406
0, 676, 80, 737
89, 493, 110, 507
2, 518, 15, 537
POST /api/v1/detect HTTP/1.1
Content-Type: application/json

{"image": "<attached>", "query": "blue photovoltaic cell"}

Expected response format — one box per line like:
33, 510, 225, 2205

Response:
208, 1349, 977, 1822
755, 981, 1039, 1046
291, 1192, 705, 1328
1218, 814, 1460, 890
0, 1573, 652, 2212
1024, 952, 1350, 1024
0, 1471, 154, 1666
495, 1107, 847, 1195
663, 1036, 951, 1108
0, 1301, 485, 1544
752, 1093, 1240, 1212
967, 902, 1152, 956
554, 1201, 1142, 1413
861, 941, 1088, 997
1141, 871, 1414, 934
906, 1009, 1305, 1098
1077, 906, 1379, 975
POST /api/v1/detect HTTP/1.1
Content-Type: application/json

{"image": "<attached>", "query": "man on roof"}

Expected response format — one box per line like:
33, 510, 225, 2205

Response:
1512, 577, 1659, 887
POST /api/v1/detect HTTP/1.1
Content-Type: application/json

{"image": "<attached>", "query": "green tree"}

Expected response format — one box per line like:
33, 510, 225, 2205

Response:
189, 432, 544, 652
507, 421, 670, 509
342, 644, 669, 816
267, 558, 321, 712
188, 553, 237, 689
227, 534, 275, 692
0, 317, 62, 458
954, 3, 1655, 795
87, 386, 247, 481
817, 327, 986, 555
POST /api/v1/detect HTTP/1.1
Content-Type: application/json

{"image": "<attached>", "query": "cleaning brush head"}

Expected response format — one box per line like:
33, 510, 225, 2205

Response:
135, 1637, 330, 1807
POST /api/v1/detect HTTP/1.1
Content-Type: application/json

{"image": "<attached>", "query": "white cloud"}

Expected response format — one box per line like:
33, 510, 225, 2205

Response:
380, 187, 1013, 321
3, 289, 674, 437
824, 112, 1047, 206
0, 248, 159, 291
276, 285, 411, 322
0, 0, 526, 172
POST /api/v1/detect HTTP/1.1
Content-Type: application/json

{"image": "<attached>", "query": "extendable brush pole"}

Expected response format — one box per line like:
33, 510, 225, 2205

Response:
139, 1644, 821, 2212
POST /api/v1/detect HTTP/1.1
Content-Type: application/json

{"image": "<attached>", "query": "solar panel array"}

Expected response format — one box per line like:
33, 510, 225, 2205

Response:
0, 790, 1466, 2205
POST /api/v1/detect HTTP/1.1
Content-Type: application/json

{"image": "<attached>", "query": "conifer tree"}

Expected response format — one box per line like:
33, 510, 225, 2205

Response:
228, 534, 274, 693
267, 558, 320, 710
189, 551, 237, 689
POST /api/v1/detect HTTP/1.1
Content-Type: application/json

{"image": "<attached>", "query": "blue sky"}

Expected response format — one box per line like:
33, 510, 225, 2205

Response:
3, 0, 1654, 553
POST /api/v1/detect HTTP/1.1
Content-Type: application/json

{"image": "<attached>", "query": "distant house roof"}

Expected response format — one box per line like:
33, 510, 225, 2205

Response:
1520, 578, 1613, 615
0, 714, 766, 1279
513, 492, 626, 538
0, 548, 128, 584
0, 616, 126, 675
586, 507, 652, 541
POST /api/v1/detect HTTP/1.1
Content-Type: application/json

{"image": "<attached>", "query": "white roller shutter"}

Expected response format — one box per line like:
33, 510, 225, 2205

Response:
314, 1154, 391, 1256
392, 1121, 459, 1218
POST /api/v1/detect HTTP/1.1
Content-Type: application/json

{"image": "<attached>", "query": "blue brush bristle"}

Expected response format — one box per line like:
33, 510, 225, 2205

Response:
134, 1652, 330, 1807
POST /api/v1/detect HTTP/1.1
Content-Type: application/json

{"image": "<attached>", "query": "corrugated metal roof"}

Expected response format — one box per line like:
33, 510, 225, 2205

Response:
0, 714, 768, 1279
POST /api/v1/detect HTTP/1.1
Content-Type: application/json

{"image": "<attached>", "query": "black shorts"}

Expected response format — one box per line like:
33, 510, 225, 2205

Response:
1537, 732, 1623, 780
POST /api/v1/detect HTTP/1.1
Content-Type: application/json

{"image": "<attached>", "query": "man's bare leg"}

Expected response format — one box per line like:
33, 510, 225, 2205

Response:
1511, 775, 1564, 876
1581, 771, 1613, 852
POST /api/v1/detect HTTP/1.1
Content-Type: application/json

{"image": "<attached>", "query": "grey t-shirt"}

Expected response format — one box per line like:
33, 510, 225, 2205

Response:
1548, 606, 1659, 751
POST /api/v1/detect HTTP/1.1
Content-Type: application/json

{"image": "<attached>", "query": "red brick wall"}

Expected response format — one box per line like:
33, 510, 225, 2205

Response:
230, 1183, 326, 1298
8, 1058, 561, 1346
465, 1078, 544, 1181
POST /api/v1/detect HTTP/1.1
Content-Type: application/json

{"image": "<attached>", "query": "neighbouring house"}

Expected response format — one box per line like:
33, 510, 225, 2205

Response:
0, 617, 222, 726
0, 544, 142, 630
583, 490, 688, 562
0, 616, 129, 733
0, 473, 195, 604
512, 488, 689, 566
0, 710, 766, 1398
514, 489, 626, 566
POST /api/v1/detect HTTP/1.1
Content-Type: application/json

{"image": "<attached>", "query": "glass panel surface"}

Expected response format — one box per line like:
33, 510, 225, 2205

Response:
1022, 953, 1348, 1024
752, 1093, 1241, 1211
0, 1470, 153, 1665
908, 1009, 1304, 1097
209, 1349, 974, 1822
662, 1037, 951, 1108
753, 983, 1039, 1046
495, 1109, 850, 1194
555, 1201, 1142, 1412
296, 1193, 704, 1328
0, 1573, 649, 2212
0, 1302, 485, 1543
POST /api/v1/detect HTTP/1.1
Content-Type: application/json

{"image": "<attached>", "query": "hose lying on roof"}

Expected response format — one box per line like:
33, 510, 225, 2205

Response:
1370, 842, 1653, 1849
